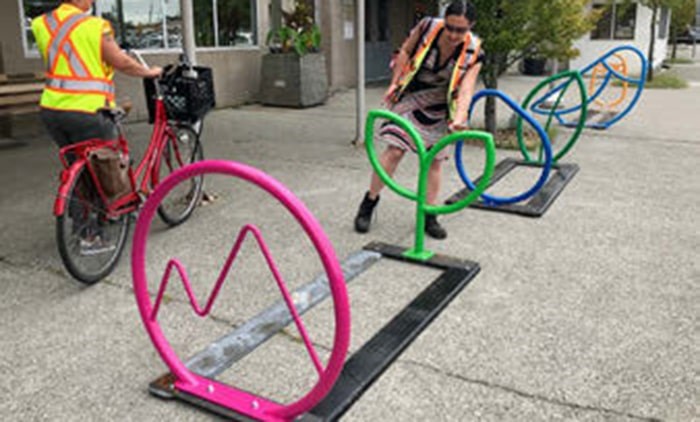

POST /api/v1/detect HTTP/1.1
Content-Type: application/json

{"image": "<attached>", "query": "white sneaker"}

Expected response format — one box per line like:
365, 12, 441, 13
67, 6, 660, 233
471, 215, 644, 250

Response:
80, 236, 116, 256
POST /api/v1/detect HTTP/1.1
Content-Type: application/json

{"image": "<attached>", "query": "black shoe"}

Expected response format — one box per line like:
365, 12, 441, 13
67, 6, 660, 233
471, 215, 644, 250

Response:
354, 192, 379, 233
425, 214, 447, 239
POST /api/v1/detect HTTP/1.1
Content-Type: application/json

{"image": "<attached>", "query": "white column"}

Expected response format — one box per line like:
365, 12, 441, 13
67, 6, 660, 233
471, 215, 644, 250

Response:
180, 0, 200, 134
356, 0, 365, 144
180, 0, 197, 65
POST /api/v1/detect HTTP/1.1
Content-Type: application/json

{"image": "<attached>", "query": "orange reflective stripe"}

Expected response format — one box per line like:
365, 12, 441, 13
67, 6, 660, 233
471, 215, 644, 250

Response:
59, 42, 88, 77
49, 74, 112, 83
47, 87, 114, 97
400, 21, 443, 86
45, 11, 58, 35
46, 76, 114, 92
469, 41, 481, 67
48, 13, 89, 73
449, 33, 474, 97
37, 5, 115, 112
448, 34, 479, 119
67, 38, 92, 77
391, 18, 480, 120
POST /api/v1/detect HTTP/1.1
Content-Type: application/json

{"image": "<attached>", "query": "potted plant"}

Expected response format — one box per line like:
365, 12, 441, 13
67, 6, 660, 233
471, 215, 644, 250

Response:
260, 0, 328, 107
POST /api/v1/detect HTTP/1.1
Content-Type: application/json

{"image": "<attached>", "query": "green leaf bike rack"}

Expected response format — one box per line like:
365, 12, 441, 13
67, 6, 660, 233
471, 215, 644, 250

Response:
365, 109, 496, 260
518, 70, 588, 165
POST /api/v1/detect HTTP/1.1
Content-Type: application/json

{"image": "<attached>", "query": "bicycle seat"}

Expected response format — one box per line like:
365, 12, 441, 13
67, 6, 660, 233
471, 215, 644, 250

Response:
98, 103, 131, 123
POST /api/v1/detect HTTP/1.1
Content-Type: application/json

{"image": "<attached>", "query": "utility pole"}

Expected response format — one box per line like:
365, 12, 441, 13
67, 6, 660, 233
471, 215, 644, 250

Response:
180, 0, 197, 67
355, 0, 365, 145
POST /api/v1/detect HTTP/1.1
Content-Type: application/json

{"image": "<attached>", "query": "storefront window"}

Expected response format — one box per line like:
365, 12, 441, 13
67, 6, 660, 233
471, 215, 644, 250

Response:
217, 0, 255, 46
123, 0, 165, 49
98, 0, 123, 42
657, 7, 669, 40
164, 0, 183, 48
590, 4, 612, 40
613, 3, 636, 40
19, 0, 255, 56
591, 3, 637, 41
194, 0, 215, 47
20, 0, 56, 54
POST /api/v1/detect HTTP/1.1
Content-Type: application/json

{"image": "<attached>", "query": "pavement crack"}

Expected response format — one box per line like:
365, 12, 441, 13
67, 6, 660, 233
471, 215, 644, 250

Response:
0, 256, 15, 268
0, 256, 28, 269
280, 327, 334, 353
0, 256, 72, 281
207, 313, 236, 326
399, 359, 662, 422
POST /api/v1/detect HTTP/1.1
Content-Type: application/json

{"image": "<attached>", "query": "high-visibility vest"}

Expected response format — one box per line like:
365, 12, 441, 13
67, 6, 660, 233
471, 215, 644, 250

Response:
389, 18, 482, 122
31, 4, 115, 113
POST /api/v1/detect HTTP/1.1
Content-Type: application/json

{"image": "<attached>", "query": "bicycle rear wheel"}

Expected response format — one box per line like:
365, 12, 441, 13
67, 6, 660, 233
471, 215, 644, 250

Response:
156, 124, 204, 226
56, 166, 131, 284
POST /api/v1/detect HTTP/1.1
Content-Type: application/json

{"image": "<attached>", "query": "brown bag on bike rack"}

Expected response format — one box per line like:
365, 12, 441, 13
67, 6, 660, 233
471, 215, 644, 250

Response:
89, 147, 131, 201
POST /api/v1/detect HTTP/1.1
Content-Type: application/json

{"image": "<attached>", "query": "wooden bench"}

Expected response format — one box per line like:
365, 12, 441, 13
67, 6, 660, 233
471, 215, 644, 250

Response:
0, 73, 44, 138
0, 73, 44, 116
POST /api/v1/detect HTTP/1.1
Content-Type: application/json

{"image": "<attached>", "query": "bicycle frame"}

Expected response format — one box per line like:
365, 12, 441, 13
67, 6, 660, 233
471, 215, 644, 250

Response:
54, 87, 181, 219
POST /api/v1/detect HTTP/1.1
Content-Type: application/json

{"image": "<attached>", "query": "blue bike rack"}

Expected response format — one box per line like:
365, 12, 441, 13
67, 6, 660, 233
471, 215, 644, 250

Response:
531, 45, 648, 130
447, 89, 580, 217
454, 89, 553, 206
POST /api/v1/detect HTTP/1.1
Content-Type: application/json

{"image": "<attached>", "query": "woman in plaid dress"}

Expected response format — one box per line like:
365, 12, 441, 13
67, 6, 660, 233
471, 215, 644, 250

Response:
354, 1, 484, 239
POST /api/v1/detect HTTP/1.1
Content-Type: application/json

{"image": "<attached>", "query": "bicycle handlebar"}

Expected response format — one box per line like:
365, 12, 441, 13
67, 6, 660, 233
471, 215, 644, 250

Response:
130, 49, 150, 70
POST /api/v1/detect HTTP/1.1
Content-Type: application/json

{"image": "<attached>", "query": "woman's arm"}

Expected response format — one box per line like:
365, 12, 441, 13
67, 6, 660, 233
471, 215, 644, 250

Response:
385, 18, 430, 102
102, 34, 162, 78
450, 62, 482, 130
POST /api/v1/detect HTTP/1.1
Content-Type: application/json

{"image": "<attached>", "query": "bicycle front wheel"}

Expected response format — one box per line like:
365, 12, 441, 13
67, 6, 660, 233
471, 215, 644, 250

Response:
156, 124, 204, 226
56, 166, 131, 284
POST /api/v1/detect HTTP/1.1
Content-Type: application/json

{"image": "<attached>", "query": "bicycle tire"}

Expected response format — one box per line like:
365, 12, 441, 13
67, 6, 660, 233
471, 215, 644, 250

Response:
56, 165, 131, 284
156, 124, 204, 227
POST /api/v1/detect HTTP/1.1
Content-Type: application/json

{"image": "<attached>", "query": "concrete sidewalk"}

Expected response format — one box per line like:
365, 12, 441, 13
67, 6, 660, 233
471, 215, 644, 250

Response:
0, 69, 698, 421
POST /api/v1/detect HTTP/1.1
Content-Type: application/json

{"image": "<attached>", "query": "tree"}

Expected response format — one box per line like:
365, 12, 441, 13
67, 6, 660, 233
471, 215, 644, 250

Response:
637, 0, 681, 80
669, 0, 696, 58
466, 0, 599, 133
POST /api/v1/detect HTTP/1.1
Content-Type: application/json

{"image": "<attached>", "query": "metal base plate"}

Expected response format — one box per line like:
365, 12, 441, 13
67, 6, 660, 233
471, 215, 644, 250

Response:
446, 158, 579, 218
147, 243, 480, 421
302, 242, 480, 421
148, 373, 260, 421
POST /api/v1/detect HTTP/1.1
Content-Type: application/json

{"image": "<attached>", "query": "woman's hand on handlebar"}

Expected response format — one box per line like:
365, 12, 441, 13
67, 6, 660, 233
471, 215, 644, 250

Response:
448, 121, 469, 133
145, 66, 163, 79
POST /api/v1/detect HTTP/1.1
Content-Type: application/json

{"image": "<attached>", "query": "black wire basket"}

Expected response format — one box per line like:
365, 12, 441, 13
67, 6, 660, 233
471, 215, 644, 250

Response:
144, 65, 216, 124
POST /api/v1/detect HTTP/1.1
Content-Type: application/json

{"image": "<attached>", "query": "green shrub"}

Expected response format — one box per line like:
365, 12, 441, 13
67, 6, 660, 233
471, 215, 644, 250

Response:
665, 57, 694, 64
613, 72, 688, 89
266, 0, 321, 56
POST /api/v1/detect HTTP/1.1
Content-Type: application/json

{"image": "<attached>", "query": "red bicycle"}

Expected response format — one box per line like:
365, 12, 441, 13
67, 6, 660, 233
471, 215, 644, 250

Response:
54, 52, 213, 284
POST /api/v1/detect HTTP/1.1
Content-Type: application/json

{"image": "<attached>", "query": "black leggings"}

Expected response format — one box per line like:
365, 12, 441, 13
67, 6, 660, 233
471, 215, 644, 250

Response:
41, 109, 118, 233
40, 108, 118, 150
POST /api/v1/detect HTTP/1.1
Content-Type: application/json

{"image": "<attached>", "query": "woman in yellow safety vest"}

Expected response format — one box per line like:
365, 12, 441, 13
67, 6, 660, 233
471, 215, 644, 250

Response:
32, 0, 162, 152
354, 1, 483, 239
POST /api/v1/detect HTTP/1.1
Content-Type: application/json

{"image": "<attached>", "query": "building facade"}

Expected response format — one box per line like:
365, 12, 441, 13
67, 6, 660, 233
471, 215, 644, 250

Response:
1, 0, 436, 121
7, 1, 671, 121
571, 1, 671, 75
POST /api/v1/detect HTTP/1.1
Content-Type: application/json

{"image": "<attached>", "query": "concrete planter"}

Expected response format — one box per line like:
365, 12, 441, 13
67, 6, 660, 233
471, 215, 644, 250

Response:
260, 53, 328, 108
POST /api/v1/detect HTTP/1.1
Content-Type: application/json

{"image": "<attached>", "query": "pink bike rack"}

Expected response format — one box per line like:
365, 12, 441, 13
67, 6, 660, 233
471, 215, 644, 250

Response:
131, 160, 351, 421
